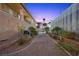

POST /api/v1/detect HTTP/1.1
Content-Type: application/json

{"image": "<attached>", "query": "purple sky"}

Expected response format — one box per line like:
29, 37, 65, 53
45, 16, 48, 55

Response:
24, 3, 72, 23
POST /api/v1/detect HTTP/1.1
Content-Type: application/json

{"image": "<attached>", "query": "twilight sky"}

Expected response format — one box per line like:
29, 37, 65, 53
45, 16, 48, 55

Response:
24, 3, 72, 23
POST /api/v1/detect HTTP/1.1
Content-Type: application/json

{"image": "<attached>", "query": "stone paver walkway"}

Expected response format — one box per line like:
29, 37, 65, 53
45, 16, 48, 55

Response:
8, 34, 68, 56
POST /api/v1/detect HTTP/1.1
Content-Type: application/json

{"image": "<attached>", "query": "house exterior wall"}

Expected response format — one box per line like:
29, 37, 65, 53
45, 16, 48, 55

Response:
0, 4, 18, 40
0, 4, 36, 41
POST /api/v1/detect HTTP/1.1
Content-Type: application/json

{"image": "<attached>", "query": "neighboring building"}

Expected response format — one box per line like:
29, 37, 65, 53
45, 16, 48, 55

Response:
36, 22, 43, 32
0, 3, 36, 40
37, 22, 49, 32
51, 3, 79, 34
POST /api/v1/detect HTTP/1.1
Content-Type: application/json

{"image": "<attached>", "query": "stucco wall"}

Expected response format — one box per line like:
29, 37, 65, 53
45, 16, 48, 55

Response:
0, 10, 18, 40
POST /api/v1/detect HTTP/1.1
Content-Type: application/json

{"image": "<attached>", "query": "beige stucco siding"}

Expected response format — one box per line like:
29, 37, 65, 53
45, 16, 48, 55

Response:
0, 10, 18, 40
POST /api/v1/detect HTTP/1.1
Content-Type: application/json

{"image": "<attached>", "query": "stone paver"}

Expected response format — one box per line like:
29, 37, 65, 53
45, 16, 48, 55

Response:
8, 34, 68, 56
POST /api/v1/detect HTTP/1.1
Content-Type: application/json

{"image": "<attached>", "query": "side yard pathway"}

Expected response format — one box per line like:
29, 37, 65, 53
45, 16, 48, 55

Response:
8, 34, 68, 56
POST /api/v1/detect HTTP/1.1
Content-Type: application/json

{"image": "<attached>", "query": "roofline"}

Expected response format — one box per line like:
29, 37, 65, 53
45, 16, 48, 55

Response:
20, 3, 36, 23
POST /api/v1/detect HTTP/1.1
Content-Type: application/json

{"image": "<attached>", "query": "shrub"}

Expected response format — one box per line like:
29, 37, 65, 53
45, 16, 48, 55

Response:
51, 27, 64, 40
51, 27, 76, 39
51, 27, 62, 35
29, 27, 37, 36
44, 27, 49, 33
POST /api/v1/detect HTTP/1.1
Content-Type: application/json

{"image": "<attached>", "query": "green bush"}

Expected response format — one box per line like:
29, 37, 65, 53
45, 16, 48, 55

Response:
51, 27, 76, 39
44, 27, 49, 33
29, 27, 37, 36
51, 27, 62, 35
